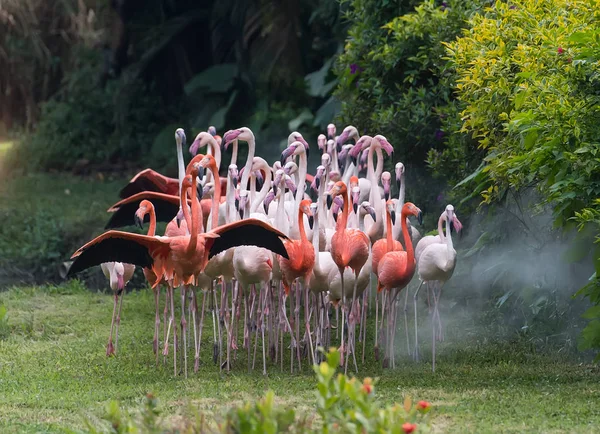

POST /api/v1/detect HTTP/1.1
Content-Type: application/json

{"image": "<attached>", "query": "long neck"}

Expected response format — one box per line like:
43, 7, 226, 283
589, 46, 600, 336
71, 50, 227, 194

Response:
437, 214, 446, 242
337, 193, 350, 232
180, 184, 192, 233
251, 169, 271, 214
147, 207, 157, 237
276, 188, 285, 231
298, 208, 308, 244
312, 210, 320, 264
240, 137, 255, 192
188, 174, 201, 252
210, 163, 221, 229
209, 140, 221, 173
367, 145, 376, 205
374, 147, 384, 179
177, 140, 185, 198
394, 173, 406, 239
294, 152, 307, 226
331, 145, 339, 173
386, 210, 393, 251
230, 139, 238, 167
445, 216, 454, 252
401, 211, 414, 265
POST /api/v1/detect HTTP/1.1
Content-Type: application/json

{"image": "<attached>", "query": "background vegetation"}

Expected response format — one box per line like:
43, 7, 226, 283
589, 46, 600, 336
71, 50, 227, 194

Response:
1, 1, 600, 430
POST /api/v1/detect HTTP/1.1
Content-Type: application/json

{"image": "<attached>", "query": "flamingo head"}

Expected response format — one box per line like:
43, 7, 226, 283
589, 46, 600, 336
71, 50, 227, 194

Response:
284, 175, 297, 195
373, 134, 394, 159
186, 154, 205, 177
360, 148, 369, 172
381, 171, 392, 201
350, 135, 371, 165
445, 204, 457, 233
197, 154, 217, 171
280, 141, 306, 165
175, 127, 186, 150
300, 199, 314, 229
395, 162, 405, 189
254, 169, 265, 191
361, 201, 376, 222
318, 134, 327, 154
329, 170, 341, 182
283, 161, 298, 176
202, 182, 214, 198
134, 200, 153, 230
326, 139, 336, 155
326, 181, 347, 209
351, 186, 361, 214
238, 190, 249, 219
228, 164, 238, 188
331, 196, 344, 221
386, 200, 396, 225
321, 153, 331, 169
327, 123, 336, 139
264, 190, 275, 213
402, 202, 423, 225
311, 165, 325, 192
223, 127, 253, 150
288, 132, 310, 158
208, 126, 217, 136
272, 169, 284, 196
310, 201, 319, 217
175, 207, 185, 228
189, 131, 214, 156
336, 125, 357, 150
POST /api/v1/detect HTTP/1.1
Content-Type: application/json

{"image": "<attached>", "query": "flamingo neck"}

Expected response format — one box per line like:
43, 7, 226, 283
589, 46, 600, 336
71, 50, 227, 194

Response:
225, 174, 235, 224
386, 210, 393, 252
251, 169, 271, 214
298, 209, 308, 245
188, 173, 201, 252
336, 191, 350, 232
147, 207, 157, 237
276, 187, 285, 231
180, 184, 192, 232
294, 152, 307, 229
210, 163, 221, 229
445, 217, 454, 252
312, 210, 320, 264
401, 210, 414, 266
394, 172, 406, 240
240, 137, 255, 192
177, 140, 185, 199
437, 214, 446, 243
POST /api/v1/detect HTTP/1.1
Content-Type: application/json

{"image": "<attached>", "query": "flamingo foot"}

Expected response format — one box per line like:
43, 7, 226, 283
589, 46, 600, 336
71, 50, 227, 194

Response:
106, 340, 115, 357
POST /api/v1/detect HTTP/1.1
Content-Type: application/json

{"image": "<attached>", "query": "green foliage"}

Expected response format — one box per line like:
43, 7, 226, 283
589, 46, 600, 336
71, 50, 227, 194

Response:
80, 348, 431, 433
335, 0, 481, 172
445, 0, 600, 351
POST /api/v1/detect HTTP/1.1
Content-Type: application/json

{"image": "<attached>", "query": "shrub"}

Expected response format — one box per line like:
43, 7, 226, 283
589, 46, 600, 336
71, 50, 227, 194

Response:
82, 348, 432, 433
445, 0, 600, 352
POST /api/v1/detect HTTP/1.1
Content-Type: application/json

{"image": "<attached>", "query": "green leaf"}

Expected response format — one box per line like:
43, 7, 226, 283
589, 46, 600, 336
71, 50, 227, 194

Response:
184, 63, 238, 96
454, 163, 485, 188
288, 109, 314, 131
305, 56, 336, 97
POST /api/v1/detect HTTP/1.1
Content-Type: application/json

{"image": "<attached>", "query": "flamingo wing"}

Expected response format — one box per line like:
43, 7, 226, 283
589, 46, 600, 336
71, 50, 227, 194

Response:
105, 192, 184, 229
207, 218, 290, 260
68, 231, 170, 276
119, 169, 178, 198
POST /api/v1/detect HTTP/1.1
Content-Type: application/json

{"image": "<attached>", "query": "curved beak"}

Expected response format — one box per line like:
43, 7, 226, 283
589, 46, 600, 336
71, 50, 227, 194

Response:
280, 146, 294, 166
332, 210, 338, 222
315, 175, 321, 190
134, 213, 144, 230
449, 219, 454, 234
326, 194, 333, 209
367, 206, 377, 222
396, 177, 401, 190
308, 215, 314, 230
195, 165, 205, 181
336, 130, 350, 148
390, 210, 396, 226
232, 174, 238, 189
284, 177, 297, 195
189, 139, 199, 156
197, 182, 204, 200
223, 130, 241, 147
256, 171, 264, 191
417, 210, 423, 225
353, 202, 358, 214
297, 137, 310, 158
383, 182, 390, 201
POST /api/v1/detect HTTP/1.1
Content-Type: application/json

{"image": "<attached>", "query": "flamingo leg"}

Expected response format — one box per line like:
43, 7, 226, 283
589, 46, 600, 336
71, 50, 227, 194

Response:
244, 288, 251, 373
106, 291, 118, 357
305, 283, 316, 366
289, 289, 294, 373
163, 285, 169, 363
404, 285, 411, 357
261, 282, 268, 375
252, 285, 260, 371
170, 285, 177, 376
180, 285, 188, 378
154, 288, 160, 365
340, 269, 346, 369
413, 280, 424, 362
374, 285, 379, 361
295, 282, 302, 371
114, 289, 124, 355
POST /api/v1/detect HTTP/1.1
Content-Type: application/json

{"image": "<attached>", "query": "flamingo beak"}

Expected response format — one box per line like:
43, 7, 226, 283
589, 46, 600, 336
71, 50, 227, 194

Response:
232, 174, 238, 189
353, 202, 358, 214
396, 177, 401, 190
117, 274, 124, 291
308, 215, 314, 230
315, 176, 321, 190
336, 131, 349, 148
390, 210, 396, 226
134, 213, 144, 230
196, 166, 205, 180
326, 194, 333, 209
383, 184, 390, 201
367, 206, 377, 222
223, 130, 241, 147
197, 182, 204, 200
333, 211, 338, 222
449, 219, 455, 234
280, 146, 294, 165
189, 139, 199, 156
256, 173, 264, 191
417, 210, 423, 225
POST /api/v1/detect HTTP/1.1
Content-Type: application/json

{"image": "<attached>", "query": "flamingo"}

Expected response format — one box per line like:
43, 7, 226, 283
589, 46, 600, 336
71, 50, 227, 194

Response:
280, 140, 310, 241
278, 199, 316, 364
326, 181, 370, 373
376, 201, 422, 368
414, 204, 461, 372
67, 162, 290, 375
393, 162, 421, 246
101, 261, 135, 356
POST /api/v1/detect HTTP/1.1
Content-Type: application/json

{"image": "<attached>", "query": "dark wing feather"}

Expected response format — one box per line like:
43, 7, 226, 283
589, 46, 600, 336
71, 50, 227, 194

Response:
68, 234, 158, 276
208, 219, 289, 260
105, 193, 181, 229
119, 169, 165, 198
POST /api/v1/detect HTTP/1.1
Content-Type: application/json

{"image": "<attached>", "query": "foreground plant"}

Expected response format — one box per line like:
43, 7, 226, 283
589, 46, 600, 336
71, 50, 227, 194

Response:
81, 348, 432, 433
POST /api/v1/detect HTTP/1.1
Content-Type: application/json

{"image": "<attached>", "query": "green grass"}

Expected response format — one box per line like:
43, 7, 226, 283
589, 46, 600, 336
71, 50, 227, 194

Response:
1, 282, 599, 433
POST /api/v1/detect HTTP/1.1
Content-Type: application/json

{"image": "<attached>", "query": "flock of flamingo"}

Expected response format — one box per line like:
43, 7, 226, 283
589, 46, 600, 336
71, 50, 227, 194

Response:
67, 123, 462, 376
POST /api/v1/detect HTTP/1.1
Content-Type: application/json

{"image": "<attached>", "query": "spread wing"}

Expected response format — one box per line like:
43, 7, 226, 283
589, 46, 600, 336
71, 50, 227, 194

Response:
68, 231, 170, 276
119, 169, 178, 198
105, 192, 184, 229
207, 218, 290, 260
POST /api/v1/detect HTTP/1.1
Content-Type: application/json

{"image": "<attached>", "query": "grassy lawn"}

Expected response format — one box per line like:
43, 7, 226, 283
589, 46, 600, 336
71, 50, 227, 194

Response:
0, 282, 599, 433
